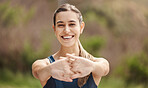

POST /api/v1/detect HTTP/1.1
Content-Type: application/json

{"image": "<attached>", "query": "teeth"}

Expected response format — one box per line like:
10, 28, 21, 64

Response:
63, 36, 72, 39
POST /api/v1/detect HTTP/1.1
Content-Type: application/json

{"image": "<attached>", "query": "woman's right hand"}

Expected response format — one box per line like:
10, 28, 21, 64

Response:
50, 57, 74, 82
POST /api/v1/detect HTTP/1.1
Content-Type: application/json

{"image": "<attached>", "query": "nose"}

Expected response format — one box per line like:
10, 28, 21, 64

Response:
64, 25, 70, 33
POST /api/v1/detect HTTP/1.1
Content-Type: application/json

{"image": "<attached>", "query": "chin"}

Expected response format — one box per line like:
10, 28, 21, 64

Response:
60, 42, 76, 47
58, 36, 78, 47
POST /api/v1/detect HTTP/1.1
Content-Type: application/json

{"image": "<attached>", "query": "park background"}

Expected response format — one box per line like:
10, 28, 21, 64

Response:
0, 0, 148, 88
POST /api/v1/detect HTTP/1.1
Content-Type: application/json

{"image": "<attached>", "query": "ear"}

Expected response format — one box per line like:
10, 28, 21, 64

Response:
80, 21, 85, 34
52, 24, 56, 32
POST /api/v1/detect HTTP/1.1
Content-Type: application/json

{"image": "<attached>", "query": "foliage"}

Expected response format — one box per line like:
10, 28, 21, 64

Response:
82, 0, 148, 37
126, 54, 148, 84
0, 68, 147, 88
0, 1, 40, 73
99, 77, 146, 88
0, 1, 35, 28
83, 7, 115, 29
0, 2, 19, 27
0, 0, 148, 88
20, 38, 51, 72
80, 35, 105, 57
0, 37, 51, 73
143, 39, 148, 54
114, 52, 148, 86
0, 69, 42, 88
99, 77, 125, 88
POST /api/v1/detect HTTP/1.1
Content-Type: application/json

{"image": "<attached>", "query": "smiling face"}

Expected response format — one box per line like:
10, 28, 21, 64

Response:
53, 11, 84, 47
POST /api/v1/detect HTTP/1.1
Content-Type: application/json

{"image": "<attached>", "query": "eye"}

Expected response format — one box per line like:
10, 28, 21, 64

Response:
69, 23, 75, 26
57, 24, 65, 27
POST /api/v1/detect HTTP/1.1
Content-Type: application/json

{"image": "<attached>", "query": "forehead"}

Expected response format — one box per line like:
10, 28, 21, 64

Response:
56, 11, 79, 23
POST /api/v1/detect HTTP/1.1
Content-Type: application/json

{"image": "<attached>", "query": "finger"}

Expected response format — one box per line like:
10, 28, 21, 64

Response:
59, 76, 73, 82
71, 67, 79, 73
61, 74, 73, 82
66, 53, 79, 60
66, 53, 75, 55
66, 69, 75, 75
59, 56, 67, 59
66, 56, 71, 63
66, 57, 75, 64
71, 53, 75, 55
66, 79, 73, 82
71, 73, 81, 79
63, 77, 73, 82
62, 74, 73, 82
59, 57, 67, 60
69, 63, 73, 68
69, 58, 75, 64
59, 57, 70, 63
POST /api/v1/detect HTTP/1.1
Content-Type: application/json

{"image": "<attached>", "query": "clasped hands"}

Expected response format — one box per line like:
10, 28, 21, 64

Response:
50, 53, 94, 82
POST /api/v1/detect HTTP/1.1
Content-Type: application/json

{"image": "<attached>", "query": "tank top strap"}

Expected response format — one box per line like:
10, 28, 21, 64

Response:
47, 55, 55, 63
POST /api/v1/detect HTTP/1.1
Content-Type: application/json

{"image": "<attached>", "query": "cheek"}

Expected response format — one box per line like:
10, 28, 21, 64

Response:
54, 31, 61, 39
55, 29, 62, 35
74, 28, 81, 35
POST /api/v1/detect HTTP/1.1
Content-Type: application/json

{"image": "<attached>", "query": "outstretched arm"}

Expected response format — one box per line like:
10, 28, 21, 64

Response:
32, 58, 51, 82
32, 57, 74, 86
66, 54, 109, 78
92, 57, 109, 77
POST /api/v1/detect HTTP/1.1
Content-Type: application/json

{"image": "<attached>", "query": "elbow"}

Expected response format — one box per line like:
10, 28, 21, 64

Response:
32, 61, 39, 79
32, 66, 46, 82
103, 65, 109, 76
32, 59, 50, 82
37, 70, 45, 82
102, 59, 110, 76
93, 58, 110, 77
32, 60, 43, 79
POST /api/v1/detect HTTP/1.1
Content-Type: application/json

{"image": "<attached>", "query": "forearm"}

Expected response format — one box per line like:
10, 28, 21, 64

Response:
92, 58, 109, 77
37, 65, 52, 81
32, 59, 51, 82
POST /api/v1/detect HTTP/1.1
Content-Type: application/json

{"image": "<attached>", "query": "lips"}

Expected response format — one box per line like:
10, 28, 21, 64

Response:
61, 35, 74, 39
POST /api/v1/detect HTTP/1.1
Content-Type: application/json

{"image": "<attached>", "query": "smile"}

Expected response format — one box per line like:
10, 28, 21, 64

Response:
61, 35, 74, 40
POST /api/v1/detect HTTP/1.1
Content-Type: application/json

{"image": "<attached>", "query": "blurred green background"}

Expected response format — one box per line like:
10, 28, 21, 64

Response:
0, 0, 148, 88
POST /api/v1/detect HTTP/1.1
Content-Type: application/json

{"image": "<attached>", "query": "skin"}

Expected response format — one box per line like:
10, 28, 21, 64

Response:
32, 11, 109, 87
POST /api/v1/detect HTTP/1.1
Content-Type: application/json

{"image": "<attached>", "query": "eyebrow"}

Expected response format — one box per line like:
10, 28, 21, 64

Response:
56, 20, 76, 24
57, 21, 64, 24
69, 20, 76, 23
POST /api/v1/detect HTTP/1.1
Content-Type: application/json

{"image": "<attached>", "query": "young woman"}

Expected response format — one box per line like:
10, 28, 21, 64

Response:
32, 3, 109, 88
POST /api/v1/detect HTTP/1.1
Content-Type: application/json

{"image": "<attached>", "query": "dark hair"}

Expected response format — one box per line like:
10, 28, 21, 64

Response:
53, 3, 83, 26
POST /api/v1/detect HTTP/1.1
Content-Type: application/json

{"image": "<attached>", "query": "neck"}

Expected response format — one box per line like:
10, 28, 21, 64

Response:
58, 42, 80, 57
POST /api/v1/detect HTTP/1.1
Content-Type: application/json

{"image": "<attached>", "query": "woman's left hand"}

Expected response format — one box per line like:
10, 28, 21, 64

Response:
66, 54, 94, 79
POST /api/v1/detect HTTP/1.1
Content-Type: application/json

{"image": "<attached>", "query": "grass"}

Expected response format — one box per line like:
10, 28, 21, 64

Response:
99, 77, 147, 88
0, 69, 147, 88
99, 77, 125, 88
0, 69, 42, 88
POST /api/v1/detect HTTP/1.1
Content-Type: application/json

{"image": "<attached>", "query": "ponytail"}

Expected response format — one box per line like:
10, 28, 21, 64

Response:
78, 40, 94, 87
